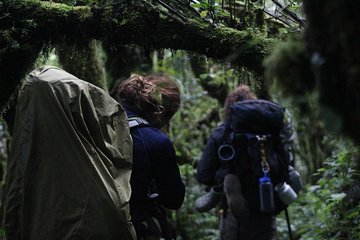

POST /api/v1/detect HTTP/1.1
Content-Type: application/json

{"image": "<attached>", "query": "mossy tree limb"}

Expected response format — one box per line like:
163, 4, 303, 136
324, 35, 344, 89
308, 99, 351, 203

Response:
0, 0, 95, 114
0, 0, 274, 113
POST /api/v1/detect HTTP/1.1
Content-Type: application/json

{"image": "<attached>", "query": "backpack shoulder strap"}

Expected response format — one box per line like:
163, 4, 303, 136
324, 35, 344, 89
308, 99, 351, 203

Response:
128, 117, 150, 128
220, 122, 232, 144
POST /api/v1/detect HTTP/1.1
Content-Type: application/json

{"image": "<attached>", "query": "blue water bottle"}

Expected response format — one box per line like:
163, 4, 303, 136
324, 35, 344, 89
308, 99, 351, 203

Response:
259, 173, 275, 212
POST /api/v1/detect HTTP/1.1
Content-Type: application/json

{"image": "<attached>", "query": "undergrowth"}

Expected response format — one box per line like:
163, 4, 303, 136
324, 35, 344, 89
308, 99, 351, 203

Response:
277, 141, 360, 240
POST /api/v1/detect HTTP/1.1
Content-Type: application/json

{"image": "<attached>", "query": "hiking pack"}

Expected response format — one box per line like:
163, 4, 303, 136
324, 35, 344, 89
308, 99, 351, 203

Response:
218, 99, 299, 215
4, 66, 136, 240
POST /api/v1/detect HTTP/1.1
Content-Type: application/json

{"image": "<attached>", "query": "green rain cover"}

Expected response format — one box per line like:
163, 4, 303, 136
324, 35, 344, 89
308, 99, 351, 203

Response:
4, 66, 136, 240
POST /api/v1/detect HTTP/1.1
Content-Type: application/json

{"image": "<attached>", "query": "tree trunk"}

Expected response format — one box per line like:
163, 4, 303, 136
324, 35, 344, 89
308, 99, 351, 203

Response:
303, 0, 360, 145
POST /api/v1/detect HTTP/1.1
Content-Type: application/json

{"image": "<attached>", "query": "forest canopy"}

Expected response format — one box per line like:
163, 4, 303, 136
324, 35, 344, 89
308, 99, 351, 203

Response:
1, 0, 360, 145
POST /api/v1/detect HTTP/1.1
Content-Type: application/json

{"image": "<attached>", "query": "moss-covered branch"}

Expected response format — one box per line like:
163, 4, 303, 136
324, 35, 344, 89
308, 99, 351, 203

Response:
0, 0, 274, 113
105, 1, 273, 73
0, 0, 96, 114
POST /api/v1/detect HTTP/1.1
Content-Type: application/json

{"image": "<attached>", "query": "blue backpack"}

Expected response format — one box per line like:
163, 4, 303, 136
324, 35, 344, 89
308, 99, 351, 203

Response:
219, 99, 290, 214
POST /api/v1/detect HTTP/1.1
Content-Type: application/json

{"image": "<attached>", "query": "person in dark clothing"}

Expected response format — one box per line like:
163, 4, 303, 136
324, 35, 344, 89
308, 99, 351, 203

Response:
112, 73, 185, 240
196, 84, 265, 240
195, 84, 300, 240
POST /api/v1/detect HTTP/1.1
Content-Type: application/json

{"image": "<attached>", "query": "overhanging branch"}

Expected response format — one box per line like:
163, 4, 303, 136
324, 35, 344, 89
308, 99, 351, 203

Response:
2, 0, 273, 70
0, 0, 274, 112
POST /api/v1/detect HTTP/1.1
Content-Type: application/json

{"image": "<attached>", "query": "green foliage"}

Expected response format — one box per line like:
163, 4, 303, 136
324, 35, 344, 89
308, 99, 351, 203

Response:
191, 0, 230, 23
277, 142, 360, 240
176, 164, 220, 240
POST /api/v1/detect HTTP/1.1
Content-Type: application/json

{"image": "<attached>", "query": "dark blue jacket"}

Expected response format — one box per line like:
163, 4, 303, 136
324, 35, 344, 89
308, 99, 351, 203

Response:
124, 105, 185, 223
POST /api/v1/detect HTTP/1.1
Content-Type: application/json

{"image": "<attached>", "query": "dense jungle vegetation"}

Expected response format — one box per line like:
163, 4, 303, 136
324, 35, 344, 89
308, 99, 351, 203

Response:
0, 0, 359, 239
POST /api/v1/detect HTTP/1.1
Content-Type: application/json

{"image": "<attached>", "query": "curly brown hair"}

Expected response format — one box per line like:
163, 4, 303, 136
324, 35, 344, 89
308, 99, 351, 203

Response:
111, 73, 181, 126
223, 84, 257, 121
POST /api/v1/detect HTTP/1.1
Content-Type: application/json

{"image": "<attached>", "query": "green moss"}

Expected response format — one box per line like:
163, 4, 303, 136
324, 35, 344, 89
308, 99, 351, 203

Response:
185, 19, 273, 72
36, 1, 92, 19
0, 0, 277, 113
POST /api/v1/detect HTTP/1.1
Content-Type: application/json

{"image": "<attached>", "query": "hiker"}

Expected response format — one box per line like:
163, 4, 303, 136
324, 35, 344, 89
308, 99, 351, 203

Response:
111, 73, 185, 240
195, 84, 301, 240
4, 66, 136, 240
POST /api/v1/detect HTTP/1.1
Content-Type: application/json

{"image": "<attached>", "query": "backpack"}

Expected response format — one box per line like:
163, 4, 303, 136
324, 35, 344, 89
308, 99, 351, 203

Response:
4, 66, 136, 240
219, 99, 290, 215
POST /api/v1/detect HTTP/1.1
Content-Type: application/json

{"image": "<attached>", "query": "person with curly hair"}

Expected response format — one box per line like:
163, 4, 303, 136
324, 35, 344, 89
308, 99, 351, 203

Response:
111, 73, 185, 240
